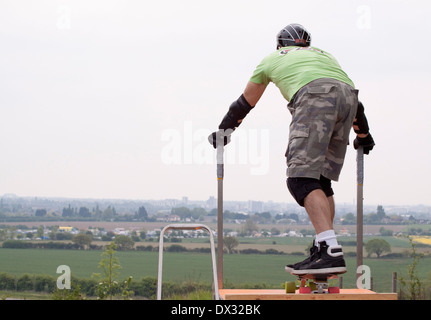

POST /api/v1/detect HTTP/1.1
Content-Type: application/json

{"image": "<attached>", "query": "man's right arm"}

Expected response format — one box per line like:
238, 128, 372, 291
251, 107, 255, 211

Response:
209, 81, 267, 149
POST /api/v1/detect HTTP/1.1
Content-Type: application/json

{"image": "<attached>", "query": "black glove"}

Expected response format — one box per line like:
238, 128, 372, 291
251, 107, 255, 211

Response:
208, 129, 232, 149
354, 133, 375, 155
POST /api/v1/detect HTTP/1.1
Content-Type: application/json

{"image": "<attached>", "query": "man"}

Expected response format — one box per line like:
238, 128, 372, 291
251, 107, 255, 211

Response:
209, 23, 374, 275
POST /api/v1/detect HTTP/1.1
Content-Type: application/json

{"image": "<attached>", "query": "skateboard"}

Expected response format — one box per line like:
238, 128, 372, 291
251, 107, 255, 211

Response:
285, 273, 340, 294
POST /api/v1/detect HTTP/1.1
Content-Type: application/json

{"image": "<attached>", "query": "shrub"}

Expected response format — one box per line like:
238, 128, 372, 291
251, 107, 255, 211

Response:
0, 273, 16, 290
16, 274, 34, 291
265, 249, 283, 255
290, 251, 305, 256
130, 277, 157, 298
34, 275, 56, 292
136, 245, 154, 251
166, 244, 187, 252
239, 249, 261, 254
2, 240, 32, 249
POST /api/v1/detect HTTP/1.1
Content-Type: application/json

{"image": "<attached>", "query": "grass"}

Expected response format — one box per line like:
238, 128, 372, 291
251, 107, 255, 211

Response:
169, 289, 213, 300
1, 235, 430, 296
0, 248, 160, 279
1, 290, 53, 300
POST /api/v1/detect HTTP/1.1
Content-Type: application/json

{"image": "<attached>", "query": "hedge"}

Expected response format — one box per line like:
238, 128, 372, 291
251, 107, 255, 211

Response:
0, 272, 210, 299
1, 240, 103, 250
2, 240, 291, 255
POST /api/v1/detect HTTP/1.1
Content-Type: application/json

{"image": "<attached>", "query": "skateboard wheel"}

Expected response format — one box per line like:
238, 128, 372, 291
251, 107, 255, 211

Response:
299, 286, 311, 294
328, 287, 340, 294
285, 281, 296, 293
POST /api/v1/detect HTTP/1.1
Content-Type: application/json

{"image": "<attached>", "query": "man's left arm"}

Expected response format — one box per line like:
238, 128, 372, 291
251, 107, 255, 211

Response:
353, 101, 375, 154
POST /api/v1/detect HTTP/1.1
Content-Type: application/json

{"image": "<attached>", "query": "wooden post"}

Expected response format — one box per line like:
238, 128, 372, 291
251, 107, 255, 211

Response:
392, 272, 397, 293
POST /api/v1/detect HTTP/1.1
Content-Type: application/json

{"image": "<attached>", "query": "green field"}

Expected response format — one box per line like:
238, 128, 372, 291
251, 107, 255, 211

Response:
1, 238, 430, 294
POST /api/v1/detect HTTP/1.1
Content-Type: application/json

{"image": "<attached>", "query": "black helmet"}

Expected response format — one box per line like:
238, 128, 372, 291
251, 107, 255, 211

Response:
276, 23, 311, 49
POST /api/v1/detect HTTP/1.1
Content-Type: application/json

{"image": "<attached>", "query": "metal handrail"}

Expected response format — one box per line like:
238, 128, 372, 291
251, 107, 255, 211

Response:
156, 223, 219, 300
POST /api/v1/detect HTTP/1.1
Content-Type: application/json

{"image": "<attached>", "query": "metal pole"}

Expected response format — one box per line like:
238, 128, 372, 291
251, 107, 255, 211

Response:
156, 227, 166, 300
216, 145, 224, 290
157, 224, 219, 300
356, 147, 364, 280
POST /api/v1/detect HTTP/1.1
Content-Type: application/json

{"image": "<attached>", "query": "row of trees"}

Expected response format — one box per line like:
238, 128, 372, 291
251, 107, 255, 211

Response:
225, 235, 396, 259
2, 233, 136, 251
341, 205, 426, 225
0, 224, 148, 243
30, 205, 150, 221
4, 202, 428, 227
61, 205, 149, 220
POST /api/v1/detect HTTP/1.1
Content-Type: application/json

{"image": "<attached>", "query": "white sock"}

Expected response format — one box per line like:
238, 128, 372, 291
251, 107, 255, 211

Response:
316, 230, 338, 247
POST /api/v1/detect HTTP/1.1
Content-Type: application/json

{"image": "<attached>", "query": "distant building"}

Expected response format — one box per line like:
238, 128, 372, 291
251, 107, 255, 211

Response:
206, 196, 216, 209
248, 200, 263, 213
58, 226, 74, 232
168, 215, 181, 222
182, 197, 188, 205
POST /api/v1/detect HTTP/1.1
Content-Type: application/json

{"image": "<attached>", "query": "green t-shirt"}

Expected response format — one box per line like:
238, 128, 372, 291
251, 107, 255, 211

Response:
250, 46, 355, 102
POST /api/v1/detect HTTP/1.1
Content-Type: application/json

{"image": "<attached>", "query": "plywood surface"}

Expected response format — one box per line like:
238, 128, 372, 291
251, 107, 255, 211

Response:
219, 289, 397, 300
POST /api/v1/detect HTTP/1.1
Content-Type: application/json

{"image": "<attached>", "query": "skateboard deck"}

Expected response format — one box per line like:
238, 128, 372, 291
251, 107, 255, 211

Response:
286, 273, 341, 294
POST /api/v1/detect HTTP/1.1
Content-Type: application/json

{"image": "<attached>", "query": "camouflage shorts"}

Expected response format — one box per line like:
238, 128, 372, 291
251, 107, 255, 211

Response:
286, 78, 359, 181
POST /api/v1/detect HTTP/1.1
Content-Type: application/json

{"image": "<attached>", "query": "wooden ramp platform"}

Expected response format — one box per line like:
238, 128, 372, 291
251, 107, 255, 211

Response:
219, 289, 397, 300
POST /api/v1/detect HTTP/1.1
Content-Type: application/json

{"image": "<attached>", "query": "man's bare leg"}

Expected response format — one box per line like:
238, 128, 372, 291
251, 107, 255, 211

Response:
285, 191, 343, 273
327, 195, 335, 224
304, 189, 333, 234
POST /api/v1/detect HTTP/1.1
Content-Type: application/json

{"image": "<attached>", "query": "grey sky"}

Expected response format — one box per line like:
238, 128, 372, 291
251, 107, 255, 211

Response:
1, 0, 430, 206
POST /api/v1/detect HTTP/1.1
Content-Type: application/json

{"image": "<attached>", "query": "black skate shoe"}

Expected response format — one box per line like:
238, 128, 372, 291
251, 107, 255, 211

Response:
285, 241, 319, 273
291, 241, 346, 275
